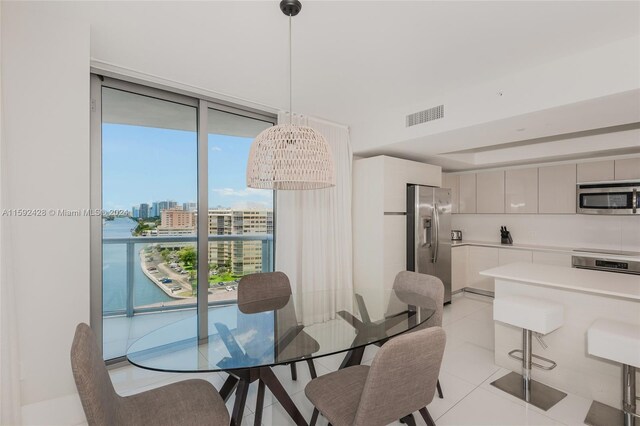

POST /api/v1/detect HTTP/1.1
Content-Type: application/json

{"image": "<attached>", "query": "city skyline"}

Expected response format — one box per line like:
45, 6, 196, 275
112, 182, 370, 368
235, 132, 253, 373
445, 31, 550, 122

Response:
130, 200, 273, 218
103, 123, 273, 213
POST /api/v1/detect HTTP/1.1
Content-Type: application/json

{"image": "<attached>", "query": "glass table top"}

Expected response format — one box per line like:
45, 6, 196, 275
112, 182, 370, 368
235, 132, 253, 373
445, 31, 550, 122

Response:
126, 288, 436, 373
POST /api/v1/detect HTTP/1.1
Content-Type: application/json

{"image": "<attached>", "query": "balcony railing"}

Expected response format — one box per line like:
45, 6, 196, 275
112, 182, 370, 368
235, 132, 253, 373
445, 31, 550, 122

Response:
103, 234, 274, 317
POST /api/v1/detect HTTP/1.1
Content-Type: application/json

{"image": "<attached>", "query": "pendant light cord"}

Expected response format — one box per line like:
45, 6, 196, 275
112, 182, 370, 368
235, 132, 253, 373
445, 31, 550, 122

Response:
289, 13, 293, 125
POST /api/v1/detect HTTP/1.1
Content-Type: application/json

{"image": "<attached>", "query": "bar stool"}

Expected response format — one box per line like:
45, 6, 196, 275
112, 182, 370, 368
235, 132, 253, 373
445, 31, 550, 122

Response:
491, 295, 567, 410
585, 319, 640, 426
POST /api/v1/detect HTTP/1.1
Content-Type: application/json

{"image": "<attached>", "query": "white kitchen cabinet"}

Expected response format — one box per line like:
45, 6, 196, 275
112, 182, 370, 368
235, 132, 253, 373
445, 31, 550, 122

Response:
459, 174, 477, 214
353, 155, 441, 318
532, 251, 572, 267
615, 158, 640, 180
442, 173, 460, 214
505, 168, 538, 214
577, 160, 614, 183
538, 164, 577, 214
467, 246, 499, 292
477, 170, 505, 214
451, 246, 467, 293
499, 248, 532, 265
454, 245, 574, 293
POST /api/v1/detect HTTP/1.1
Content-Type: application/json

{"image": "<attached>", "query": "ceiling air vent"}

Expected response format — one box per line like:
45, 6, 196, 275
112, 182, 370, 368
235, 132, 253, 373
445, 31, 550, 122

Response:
406, 105, 444, 127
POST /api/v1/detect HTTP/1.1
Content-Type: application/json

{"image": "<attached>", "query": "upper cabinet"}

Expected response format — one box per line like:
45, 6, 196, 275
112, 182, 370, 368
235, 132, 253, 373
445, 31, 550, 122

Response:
442, 173, 460, 214
459, 174, 477, 213
477, 170, 505, 213
577, 160, 614, 182
505, 168, 538, 213
615, 158, 640, 180
445, 156, 639, 215
538, 164, 577, 214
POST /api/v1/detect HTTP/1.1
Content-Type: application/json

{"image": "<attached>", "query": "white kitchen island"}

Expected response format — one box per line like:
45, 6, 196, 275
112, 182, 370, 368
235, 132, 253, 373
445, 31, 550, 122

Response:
481, 262, 640, 410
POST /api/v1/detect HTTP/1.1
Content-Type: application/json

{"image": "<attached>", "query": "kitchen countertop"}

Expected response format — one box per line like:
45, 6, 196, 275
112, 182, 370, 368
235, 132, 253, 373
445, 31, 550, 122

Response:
481, 262, 640, 301
451, 239, 640, 262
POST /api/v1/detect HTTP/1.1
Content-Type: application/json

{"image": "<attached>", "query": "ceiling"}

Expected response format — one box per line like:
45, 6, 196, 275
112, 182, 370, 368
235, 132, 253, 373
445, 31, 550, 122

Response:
78, 1, 640, 170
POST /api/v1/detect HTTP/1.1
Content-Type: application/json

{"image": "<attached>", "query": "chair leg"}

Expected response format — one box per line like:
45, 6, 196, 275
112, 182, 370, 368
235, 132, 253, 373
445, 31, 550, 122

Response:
419, 407, 436, 426
290, 363, 297, 381
310, 408, 319, 426
399, 414, 416, 426
437, 379, 444, 399
306, 359, 318, 379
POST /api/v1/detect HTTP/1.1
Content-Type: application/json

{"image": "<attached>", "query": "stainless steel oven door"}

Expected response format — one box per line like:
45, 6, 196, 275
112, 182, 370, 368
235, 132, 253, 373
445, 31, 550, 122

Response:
576, 184, 638, 215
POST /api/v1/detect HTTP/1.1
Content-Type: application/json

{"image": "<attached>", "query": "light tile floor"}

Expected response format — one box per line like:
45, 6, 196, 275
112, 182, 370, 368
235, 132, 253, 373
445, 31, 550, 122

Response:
108, 293, 593, 425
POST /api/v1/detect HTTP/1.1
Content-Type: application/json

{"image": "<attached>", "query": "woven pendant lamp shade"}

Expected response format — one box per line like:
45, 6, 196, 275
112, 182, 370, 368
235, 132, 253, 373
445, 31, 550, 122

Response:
247, 123, 335, 190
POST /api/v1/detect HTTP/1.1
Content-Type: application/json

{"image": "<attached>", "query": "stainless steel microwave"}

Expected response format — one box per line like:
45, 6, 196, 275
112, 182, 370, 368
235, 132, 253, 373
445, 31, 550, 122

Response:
577, 181, 639, 215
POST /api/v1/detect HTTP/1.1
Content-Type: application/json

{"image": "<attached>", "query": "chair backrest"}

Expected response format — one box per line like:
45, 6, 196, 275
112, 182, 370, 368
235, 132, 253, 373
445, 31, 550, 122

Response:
353, 327, 446, 426
237, 271, 292, 305
393, 271, 444, 327
237, 272, 300, 360
70, 323, 119, 425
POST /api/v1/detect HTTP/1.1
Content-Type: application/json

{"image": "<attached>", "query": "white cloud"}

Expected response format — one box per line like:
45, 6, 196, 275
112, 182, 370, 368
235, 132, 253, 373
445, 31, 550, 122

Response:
210, 146, 222, 152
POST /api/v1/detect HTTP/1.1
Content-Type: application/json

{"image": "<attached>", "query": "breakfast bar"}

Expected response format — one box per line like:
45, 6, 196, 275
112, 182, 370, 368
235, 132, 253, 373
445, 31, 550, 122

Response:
481, 262, 640, 411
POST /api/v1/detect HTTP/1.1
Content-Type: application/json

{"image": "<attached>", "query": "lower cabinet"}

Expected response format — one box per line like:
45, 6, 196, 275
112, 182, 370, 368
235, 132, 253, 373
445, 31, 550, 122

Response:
532, 251, 572, 267
451, 245, 468, 293
466, 246, 499, 293
498, 248, 532, 265
452, 246, 573, 293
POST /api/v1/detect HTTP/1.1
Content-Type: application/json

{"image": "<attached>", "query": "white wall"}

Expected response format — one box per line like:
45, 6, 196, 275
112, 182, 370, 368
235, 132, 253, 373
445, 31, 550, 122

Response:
1, 1, 90, 410
452, 214, 640, 252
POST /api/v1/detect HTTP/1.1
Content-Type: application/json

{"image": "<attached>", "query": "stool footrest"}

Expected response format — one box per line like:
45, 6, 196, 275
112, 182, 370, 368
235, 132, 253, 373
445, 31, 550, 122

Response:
508, 349, 557, 370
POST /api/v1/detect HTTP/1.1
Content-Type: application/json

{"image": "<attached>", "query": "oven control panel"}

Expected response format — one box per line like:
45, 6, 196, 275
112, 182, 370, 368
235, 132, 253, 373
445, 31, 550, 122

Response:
572, 256, 640, 275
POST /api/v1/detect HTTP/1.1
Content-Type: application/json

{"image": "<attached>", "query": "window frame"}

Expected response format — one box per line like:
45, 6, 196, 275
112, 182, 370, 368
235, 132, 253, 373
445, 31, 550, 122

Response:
90, 74, 277, 362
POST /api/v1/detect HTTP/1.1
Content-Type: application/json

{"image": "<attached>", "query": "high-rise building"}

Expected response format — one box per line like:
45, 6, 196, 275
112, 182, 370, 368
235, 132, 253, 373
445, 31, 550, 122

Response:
158, 208, 195, 235
206, 208, 273, 275
183, 202, 197, 212
139, 203, 150, 219
157, 200, 178, 215
151, 202, 160, 217
132, 206, 140, 218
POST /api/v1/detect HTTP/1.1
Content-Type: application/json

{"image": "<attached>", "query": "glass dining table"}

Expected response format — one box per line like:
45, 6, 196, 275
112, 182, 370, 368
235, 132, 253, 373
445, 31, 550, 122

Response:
126, 288, 436, 426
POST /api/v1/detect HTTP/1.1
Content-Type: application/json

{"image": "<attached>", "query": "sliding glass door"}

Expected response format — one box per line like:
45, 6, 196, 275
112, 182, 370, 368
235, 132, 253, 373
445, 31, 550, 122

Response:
207, 108, 274, 304
91, 76, 276, 361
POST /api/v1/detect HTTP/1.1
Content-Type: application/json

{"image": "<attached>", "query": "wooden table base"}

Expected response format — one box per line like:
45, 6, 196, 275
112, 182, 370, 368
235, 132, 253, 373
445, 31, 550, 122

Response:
220, 366, 309, 426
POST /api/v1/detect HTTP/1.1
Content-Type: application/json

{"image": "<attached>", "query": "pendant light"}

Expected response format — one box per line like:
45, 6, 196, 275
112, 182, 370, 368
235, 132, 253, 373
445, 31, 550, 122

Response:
247, 0, 335, 190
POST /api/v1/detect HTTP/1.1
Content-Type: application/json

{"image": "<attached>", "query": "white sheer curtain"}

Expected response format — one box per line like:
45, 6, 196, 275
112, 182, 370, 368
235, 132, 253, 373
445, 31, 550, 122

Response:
0, 45, 22, 423
275, 112, 353, 325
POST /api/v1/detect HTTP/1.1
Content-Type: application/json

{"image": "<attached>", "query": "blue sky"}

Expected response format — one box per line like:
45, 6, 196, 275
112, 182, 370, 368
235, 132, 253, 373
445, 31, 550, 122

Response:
102, 124, 273, 212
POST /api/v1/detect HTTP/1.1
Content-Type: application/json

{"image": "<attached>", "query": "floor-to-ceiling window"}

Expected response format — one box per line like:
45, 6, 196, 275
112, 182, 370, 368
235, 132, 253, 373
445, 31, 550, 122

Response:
91, 76, 276, 361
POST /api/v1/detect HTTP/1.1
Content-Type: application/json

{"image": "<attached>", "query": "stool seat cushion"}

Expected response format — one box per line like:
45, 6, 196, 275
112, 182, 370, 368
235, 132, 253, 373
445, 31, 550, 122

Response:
588, 319, 640, 368
494, 296, 564, 335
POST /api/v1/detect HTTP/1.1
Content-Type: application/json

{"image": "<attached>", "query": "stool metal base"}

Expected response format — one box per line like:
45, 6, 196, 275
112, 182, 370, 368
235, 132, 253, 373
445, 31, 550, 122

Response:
584, 401, 627, 426
490, 371, 567, 411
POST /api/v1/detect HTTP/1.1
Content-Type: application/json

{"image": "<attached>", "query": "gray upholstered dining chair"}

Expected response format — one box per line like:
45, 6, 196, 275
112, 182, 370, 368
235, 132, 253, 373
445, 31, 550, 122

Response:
71, 323, 229, 426
393, 270, 445, 399
305, 326, 446, 426
237, 271, 319, 380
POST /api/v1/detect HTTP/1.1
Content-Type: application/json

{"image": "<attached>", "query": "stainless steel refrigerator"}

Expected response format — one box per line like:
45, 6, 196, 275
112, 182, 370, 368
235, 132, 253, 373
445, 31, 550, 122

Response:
407, 185, 452, 304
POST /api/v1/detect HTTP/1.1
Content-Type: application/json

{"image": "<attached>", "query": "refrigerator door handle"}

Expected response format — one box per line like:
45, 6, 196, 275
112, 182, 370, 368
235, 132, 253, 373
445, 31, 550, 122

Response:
433, 204, 439, 263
